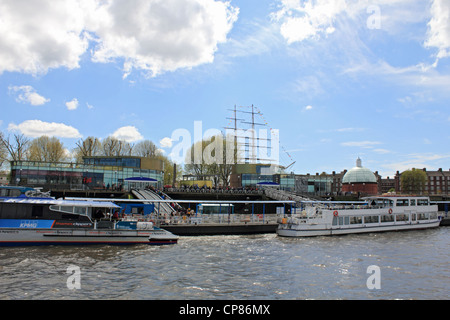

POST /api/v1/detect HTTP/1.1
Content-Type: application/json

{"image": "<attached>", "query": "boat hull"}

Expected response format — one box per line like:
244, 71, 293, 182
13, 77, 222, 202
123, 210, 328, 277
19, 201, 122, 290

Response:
277, 220, 441, 237
0, 228, 178, 246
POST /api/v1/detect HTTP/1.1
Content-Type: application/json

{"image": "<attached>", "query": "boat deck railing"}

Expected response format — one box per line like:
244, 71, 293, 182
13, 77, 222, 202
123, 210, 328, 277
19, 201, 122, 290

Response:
121, 213, 281, 226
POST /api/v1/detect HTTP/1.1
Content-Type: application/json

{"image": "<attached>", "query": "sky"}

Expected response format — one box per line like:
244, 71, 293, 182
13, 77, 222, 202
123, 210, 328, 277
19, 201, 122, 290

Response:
0, 0, 450, 178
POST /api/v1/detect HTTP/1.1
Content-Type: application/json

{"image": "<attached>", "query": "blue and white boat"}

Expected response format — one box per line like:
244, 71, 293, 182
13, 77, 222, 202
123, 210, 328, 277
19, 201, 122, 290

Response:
0, 186, 178, 246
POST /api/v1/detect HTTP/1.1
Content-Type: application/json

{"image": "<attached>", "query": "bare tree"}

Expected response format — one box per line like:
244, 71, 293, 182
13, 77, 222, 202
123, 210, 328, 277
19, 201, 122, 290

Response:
73, 136, 101, 162
184, 134, 240, 187
133, 140, 159, 158
101, 136, 133, 156
0, 132, 7, 167
28, 136, 67, 163
0, 133, 30, 161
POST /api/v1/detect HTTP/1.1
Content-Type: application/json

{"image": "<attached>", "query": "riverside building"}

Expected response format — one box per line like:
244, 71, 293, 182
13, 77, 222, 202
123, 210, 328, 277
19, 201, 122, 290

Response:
10, 156, 164, 191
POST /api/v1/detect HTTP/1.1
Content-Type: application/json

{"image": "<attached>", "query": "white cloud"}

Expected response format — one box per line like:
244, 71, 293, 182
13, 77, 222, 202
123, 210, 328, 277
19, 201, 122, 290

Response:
273, 0, 347, 44
341, 141, 382, 148
160, 137, 173, 148
91, 0, 239, 78
111, 126, 143, 142
8, 120, 82, 138
425, 0, 450, 60
65, 98, 79, 110
304, 105, 313, 111
87, 103, 94, 109
292, 75, 326, 98
0, 0, 91, 75
8, 85, 50, 106
373, 148, 391, 154
225, 21, 282, 58
273, 0, 428, 45
0, 0, 238, 77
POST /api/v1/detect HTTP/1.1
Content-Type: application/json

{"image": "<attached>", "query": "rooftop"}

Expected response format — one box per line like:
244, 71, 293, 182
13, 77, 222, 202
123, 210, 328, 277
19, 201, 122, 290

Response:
342, 158, 377, 184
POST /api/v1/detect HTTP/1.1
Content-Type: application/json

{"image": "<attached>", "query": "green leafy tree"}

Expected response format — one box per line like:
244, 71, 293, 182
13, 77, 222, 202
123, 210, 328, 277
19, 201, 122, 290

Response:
401, 168, 427, 195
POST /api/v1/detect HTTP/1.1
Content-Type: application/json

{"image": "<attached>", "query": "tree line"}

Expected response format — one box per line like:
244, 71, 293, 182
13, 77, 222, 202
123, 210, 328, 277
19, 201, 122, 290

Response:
0, 132, 181, 186
0, 131, 241, 187
0, 132, 162, 163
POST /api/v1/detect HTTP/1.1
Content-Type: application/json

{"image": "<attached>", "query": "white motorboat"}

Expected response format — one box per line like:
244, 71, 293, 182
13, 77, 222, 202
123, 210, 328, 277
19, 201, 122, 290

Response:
277, 196, 441, 237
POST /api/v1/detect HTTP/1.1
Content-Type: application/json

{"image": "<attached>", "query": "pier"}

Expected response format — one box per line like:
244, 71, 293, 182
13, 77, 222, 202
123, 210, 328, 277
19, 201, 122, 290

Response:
65, 195, 295, 236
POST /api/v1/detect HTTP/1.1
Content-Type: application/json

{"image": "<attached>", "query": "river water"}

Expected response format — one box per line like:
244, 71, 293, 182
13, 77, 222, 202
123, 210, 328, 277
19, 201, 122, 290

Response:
0, 227, 448, 300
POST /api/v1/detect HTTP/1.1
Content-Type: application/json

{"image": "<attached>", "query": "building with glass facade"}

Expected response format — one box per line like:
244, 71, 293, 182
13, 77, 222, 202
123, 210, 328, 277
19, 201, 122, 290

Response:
10, 156, 164, 191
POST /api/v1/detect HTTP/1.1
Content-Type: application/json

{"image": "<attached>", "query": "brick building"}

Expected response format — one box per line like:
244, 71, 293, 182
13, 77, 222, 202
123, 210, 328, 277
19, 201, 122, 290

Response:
341, 158, 378, 195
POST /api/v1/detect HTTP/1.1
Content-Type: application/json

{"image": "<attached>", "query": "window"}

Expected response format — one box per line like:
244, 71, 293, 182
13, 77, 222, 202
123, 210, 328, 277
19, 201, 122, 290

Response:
332, 216, 346, 226
50, 205, 74, 214
417, 213, 429, 220
350, 216, 362, 224
364, 216, 379, 223
410, 199, 416, 206
396, 199, 409, 206
74, 206, 87, 215
381, 215, 394, 222
417, 199, 429, 206
396, 214, 408, 221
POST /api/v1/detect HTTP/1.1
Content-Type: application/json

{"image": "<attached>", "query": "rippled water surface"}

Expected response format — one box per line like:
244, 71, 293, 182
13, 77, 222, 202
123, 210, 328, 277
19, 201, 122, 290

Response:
0, 228, 448, 300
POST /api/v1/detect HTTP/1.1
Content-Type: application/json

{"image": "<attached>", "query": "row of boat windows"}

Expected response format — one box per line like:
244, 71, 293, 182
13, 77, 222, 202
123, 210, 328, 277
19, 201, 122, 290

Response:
50, 205, 89, 215
0, 204, 86, 221
0, 189, 22, 197
332, 212, 437, 225
396, 199, 429, 206
370, 199, 430, 207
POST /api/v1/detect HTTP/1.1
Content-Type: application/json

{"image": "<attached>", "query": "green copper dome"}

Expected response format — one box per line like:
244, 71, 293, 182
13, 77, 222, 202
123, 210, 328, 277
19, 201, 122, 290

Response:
342, 158, 377, 184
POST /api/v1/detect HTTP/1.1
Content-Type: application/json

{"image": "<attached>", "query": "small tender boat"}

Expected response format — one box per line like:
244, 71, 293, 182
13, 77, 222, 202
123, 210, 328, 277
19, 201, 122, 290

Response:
0, 187, 178, 246
277, 196, 441, 237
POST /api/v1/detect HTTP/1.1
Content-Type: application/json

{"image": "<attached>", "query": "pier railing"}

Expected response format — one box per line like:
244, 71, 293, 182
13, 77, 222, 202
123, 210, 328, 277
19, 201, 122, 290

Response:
122, 213, 281, 226
164, 187, 264, 195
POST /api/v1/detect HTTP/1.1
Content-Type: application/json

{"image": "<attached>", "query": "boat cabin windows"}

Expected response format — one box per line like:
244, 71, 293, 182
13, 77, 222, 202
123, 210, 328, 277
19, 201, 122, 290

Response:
381, 214, 394, 222
50, 205, 88, 216
417, 213, 429, 220
364, 215, 379, 223
417, 199, 429, 206
350, 216, 362, 224
369, 198, 394, 208
0, 188, 21, 197
332, 216, 349, 226
395, 214, 408, 222
396, 199, 409, 206
410, 199, 416, 206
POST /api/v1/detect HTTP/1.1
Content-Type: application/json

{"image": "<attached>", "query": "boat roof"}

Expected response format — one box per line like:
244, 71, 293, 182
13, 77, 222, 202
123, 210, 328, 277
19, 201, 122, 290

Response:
363, 195, 430, 200
2, 198, 120, 208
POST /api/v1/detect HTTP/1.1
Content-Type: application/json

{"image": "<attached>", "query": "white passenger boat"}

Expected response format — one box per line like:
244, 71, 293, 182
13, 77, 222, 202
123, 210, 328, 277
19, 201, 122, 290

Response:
277, 196, 441, 237
0, 187, 178, 246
